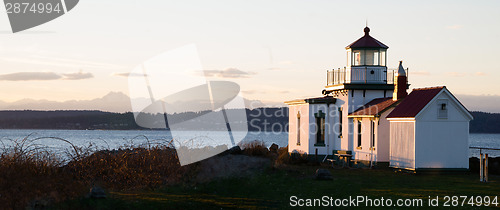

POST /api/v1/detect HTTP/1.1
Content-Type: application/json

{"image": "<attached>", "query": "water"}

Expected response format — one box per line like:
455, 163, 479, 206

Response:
0, 129, 497, 158
469, 133, 500, 158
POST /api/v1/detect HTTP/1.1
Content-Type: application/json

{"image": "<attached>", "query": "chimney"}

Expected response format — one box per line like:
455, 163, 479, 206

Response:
393, 61, 408, 101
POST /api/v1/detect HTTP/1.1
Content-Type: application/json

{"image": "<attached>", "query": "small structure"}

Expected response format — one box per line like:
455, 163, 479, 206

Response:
387, 86, 473, 170
285, 27, 472, 171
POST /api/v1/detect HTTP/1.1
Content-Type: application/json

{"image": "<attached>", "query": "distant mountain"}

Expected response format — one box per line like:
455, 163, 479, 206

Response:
0, 92, 132, 113
0, 92, 271, 113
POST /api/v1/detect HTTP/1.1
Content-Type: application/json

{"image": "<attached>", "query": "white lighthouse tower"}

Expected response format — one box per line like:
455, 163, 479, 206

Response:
323, 27, 407, 154
286, 27, 407, 164
286, 27, 472, 170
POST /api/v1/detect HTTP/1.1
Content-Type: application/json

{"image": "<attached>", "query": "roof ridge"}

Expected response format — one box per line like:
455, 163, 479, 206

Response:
412, 86, 446, 91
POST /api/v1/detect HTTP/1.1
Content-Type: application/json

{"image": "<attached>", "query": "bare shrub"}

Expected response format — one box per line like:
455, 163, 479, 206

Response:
238, 140, 269, 156
0, 134, 195, 209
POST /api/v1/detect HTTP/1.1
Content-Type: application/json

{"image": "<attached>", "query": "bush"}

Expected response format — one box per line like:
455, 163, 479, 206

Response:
238, 140, 269, 157
0, 146, 85, 208
0, 136, 195, 209
275, 146, 289, 165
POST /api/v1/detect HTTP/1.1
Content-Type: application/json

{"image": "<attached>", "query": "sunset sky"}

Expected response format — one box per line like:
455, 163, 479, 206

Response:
0, 0, 499, 112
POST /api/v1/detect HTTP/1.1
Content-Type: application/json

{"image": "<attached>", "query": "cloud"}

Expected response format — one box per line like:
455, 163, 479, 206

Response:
111, 72, 146, 77
410, 71, 430, 76
62, 71, 94, 80
0, 72, 62, 81
446, 72, 466, 77
474, 72, 487, 76
242, 90, 289, 95
203, 68, 256, 78
0, 71, 93, 81
446, 24, 463, 30
456, 94, 500, 113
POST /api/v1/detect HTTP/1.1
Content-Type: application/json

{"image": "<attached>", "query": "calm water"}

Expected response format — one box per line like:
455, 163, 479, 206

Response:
0, 129, 498, 157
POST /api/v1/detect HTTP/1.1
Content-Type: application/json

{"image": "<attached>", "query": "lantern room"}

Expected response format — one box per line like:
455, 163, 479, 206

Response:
326, 27, 394, 88
346, 27, 388, 67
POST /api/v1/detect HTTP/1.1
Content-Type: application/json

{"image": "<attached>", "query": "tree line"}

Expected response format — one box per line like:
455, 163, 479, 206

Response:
0, 110, 496, 133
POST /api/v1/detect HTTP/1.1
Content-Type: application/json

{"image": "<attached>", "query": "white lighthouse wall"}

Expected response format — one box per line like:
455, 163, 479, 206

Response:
352, 108, 393, 163
389, 120, 415, 169
287, 104, 309, 154
307, 103, 339, 156
376, 108, 394, 162
344, 89, 393, 153
414, 91, 470, 169
353, 117, 376, 162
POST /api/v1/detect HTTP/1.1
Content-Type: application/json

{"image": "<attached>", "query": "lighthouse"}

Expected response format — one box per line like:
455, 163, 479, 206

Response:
287, 27, 406, 163
285, 26, 471, 170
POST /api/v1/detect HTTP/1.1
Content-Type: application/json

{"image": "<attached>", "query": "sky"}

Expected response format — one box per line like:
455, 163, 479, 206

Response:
0, 0, 499, 112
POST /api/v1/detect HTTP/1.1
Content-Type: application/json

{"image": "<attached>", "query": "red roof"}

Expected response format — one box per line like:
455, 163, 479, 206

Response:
346, 27, 389, 49
349, 97, 398, 116
386, 86, 445, 118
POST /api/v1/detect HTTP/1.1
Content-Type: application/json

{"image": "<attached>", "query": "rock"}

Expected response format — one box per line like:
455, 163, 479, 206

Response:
89, 186, 106, 199
314, 168, 333, 180
269, 144, 279, 153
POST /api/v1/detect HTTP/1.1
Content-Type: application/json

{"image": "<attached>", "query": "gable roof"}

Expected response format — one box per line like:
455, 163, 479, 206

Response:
386, 86, 445, 118
349, 97, 399, 117
346, 27, 389, 49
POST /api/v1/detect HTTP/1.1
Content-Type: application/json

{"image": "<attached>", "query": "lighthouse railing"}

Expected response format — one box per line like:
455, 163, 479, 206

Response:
327, 67, 394, 86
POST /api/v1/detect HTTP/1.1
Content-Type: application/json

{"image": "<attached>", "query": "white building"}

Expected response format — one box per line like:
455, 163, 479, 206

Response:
285, 27, 472, 171
387, 86, 473, 170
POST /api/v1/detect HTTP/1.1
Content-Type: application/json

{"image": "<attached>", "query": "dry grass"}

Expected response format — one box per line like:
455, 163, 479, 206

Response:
0, 135, 196, 209
238, 140, 269, 157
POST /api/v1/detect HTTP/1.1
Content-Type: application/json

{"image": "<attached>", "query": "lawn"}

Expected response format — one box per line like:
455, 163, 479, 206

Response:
54, 165, 500, 209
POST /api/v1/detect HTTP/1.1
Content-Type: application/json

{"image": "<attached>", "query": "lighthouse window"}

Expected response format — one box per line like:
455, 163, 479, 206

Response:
314, 111, 326, 146
353, 50, 361, 66
380, 50, 386, 66
365, 50, 379, 65
371, 120, 375, 148
373, 51, 379, 65
338, 107, 343, 138
437, 100, 448, 119
357, 120, 362, 148
296, 112, 301, 145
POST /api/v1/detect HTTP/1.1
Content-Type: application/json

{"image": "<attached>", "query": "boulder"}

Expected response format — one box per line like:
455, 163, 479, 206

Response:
314, 168, 333, 180
89, 186, 106, 199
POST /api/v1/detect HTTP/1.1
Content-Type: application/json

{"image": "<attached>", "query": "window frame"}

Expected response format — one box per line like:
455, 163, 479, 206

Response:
296, 112, 301, 145
314, 111, 326, 146
437, 99, 448, 119
357, 120, 362, 149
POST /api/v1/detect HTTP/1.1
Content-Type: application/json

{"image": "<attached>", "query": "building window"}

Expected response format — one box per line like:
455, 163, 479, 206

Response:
357, 120, 362, 148
371, 120, 375, 148
438, 100, 448, 119
373, 51, 379, 65
338, 107, 343, 138
296, 112, 301, 145
353, 50, 361, 66
365, 50, 379, 65
380, 50, 386, 66
315, 110, 325, 146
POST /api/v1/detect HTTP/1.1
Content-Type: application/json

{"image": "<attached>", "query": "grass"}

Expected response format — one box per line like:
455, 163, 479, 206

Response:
1, 136, 499, 209
54, 165, 500, 209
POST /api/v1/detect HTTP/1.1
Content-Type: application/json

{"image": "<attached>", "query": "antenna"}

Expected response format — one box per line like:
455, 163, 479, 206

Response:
366, 19, 368, 27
